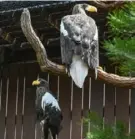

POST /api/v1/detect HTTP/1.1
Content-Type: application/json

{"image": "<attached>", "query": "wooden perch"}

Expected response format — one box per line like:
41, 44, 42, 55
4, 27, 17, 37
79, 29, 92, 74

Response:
21, 8, 66, 74
92, 1, 125, 9
21, 8, 135, 88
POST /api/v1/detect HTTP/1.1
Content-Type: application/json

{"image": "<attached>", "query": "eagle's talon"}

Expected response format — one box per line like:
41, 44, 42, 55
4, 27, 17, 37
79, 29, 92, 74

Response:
66, 68, 68, 73
98, 66, 103, 70
68, 72, 70, 77
66, 67, 70, 77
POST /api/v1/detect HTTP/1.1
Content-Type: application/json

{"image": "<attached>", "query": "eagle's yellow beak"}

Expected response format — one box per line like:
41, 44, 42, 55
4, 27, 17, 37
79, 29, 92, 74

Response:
86, 5, 97, 12
32, 80, 40, 86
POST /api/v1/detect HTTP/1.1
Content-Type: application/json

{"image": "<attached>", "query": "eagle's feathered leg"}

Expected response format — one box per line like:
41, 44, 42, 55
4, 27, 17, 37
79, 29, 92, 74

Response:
50, 126, 58, 139
90, 39, 99, 80
43, 122, 49, 139
95, 68, 98, 80
40, 120, 45, 139
66, 64, 71, 77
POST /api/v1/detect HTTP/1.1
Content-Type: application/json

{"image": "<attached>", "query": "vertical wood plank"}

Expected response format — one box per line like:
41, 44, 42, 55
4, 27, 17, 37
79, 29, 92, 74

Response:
88, 77, 92, 132
72, 82, 82, 139
59, 76, 71, 139
4, 66, 10, 139
116, 87, 129, 129
49, 74, 58, 97
129, 89, 135, 131
16, 64, 25, 139
0, 68, 2, 113
0, 67, 7, 139
104, 67, 115, 125
90, 76, 104, 132
23, 63, 38, 139
57, 76, 60, 100
83, 77, 89, 138
104, 84, 115, 124
6, 64, 18, 139
91, 79, 104, 117
21, 66, 26, 139
70, 79, 73, 139
14, 66, 19, 139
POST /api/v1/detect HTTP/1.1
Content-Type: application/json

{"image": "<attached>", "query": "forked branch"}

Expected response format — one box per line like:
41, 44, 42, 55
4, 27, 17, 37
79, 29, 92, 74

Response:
21, 8, 135, 88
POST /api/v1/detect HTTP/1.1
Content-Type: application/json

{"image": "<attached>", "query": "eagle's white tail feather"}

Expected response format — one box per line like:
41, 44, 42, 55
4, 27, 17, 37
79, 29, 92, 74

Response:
69, 55, 88, 88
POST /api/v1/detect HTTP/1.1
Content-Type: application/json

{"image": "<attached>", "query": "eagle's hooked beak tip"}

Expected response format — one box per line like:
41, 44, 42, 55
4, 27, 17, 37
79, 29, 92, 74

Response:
86, 5, 97, 12
32, 80, 40, 86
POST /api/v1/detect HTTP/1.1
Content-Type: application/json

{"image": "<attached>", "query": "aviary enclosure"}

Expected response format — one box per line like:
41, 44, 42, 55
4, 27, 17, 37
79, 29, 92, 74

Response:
0, 1, 135, 139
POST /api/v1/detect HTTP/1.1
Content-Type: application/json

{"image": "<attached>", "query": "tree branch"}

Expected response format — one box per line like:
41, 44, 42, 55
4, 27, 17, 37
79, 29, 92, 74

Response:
92, 1, 125, 9
21, 8, 66, 74
21, 8, 135, 88
98, 69, 135, 88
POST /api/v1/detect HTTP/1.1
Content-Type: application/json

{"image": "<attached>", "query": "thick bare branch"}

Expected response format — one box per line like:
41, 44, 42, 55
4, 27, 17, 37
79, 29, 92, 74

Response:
92, 1, 125, 9
98, 69, 135, 88
21, 8, 66, 74
20, 8, 135, 88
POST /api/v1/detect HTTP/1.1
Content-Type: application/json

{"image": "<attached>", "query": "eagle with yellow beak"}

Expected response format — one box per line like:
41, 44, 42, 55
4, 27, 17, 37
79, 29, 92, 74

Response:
32, 78, 63, 139
60, 4, 99, 88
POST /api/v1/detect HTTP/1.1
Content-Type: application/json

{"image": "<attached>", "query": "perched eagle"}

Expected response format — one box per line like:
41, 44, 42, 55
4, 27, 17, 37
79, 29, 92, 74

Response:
60, 4, 99, 88
32, 78, 63, 139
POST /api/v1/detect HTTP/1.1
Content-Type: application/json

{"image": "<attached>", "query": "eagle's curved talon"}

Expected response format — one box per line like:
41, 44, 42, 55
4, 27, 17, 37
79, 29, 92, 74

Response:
98, 66, 103, 70
68, 72, 70, 77
66, 68, 68, 73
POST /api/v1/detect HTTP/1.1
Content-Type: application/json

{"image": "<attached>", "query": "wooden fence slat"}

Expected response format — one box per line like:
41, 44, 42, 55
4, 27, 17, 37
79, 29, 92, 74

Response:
4, 67, 10, 139
59, 76, 71, 139
128, 89, 131, 133
72, 81, 82, 139
0, 69, 2, 112
69, 79, 73, 139
83, 77, 90, 138
90, 79, 104, 117
81, 85, 84, 139
88, 78, 92, 132
6, 64, 17, 139
49, 74, 58, 97
116, 87, 129, 130
130, 89, 135, 131
104, 67, 115, 125
0, 67, 7, 139
16, 64, 25, 139
104, 84, 115, 124
21, 71, 26, 139
57, 76, 60, 101
23, 63, 38, 139
14, 71, 19, 139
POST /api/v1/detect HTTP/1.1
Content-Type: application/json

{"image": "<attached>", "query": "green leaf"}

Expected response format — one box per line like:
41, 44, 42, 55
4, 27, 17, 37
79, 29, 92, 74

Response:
103, 2, 135, 75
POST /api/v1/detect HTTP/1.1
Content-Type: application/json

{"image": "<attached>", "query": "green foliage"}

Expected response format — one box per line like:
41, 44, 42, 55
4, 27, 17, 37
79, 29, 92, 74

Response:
103, 2, 135, 75
84, 112, 135, 139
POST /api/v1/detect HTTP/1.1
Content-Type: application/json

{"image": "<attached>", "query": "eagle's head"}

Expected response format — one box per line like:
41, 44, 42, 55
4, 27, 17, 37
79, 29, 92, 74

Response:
72, 4, 97, 14
32, 78, 49, 89
83, 4, 97, 12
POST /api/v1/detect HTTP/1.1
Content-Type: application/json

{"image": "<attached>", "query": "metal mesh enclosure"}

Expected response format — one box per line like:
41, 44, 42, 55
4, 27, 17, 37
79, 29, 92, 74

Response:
0, 62, 134, 139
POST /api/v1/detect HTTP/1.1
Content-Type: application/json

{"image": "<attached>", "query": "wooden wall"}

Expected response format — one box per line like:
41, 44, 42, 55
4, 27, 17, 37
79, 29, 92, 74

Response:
0, 63, 134, 139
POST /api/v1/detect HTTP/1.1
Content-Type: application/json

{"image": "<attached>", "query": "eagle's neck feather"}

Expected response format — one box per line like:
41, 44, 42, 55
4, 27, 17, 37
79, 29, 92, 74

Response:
72, 5, 86, 15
